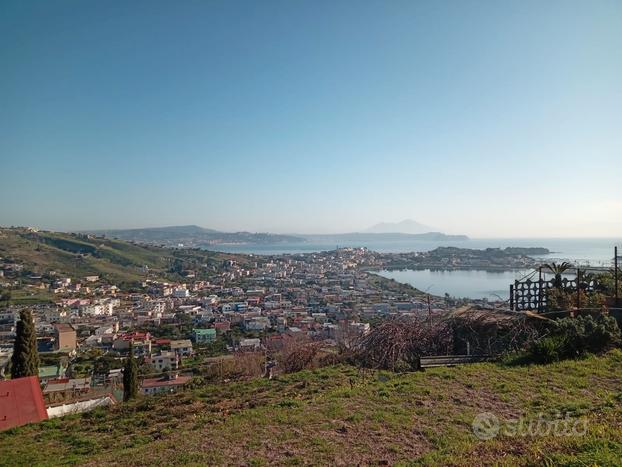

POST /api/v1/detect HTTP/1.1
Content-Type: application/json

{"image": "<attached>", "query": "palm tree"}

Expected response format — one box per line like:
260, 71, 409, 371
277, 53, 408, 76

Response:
543, 262, 572, 288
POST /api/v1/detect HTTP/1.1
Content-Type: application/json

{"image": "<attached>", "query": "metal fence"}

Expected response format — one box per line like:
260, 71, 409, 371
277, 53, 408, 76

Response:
510, 246, 620, 312
510, 274, 596, 311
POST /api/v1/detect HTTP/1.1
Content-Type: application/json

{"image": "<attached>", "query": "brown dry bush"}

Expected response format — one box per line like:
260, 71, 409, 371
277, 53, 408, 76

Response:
279, 341, 325, 373
448, 308, 544, 356
200, 352, 265, 382
353, 316, 452, 371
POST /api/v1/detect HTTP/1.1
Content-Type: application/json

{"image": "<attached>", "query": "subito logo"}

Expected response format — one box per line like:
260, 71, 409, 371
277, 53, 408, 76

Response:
472, 412, 500, 440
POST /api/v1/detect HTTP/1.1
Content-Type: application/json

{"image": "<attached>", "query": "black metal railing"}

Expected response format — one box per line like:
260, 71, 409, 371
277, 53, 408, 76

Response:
510, 247, 620, 312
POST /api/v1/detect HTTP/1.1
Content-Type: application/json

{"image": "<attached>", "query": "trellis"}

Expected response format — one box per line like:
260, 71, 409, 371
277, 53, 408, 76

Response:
510, 274, 596, 312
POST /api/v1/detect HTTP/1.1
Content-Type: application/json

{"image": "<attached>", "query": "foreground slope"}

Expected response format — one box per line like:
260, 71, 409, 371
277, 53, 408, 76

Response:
2, 353, 622, 466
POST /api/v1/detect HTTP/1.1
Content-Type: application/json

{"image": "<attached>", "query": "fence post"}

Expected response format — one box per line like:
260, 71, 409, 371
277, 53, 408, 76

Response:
615, 246, 619, 306
538, 267, 543, 313
510, 284, 514, 310
576, 268, 581, 310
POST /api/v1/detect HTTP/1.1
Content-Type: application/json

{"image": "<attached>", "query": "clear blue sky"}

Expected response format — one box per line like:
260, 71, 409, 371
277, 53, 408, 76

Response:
1, 0, 621, 237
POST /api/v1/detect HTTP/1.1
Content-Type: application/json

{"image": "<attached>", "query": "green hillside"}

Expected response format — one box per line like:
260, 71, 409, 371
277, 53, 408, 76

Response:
2, 352, 621, 465
0, 227, 244, 286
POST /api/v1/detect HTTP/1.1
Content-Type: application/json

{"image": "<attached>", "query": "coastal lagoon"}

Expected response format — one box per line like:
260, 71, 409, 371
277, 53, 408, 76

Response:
375, 268, 530, 300
210, 238, 621, 300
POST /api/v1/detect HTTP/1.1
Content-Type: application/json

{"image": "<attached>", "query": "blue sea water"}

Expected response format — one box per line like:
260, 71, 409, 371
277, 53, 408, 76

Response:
210, 237, 621, 264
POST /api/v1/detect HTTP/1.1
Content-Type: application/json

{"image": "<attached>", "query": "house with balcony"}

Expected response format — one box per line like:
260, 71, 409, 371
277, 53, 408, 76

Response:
170, 339, 193, 357
149, 351, 179, 372
192, 328, 216, 344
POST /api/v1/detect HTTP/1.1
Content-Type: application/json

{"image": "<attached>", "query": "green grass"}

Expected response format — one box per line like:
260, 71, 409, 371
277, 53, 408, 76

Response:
9, 288, 55, 305
2, 351, 622, 465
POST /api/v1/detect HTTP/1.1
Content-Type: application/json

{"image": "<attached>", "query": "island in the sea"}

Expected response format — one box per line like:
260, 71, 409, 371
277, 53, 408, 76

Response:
377, 246, 550, 270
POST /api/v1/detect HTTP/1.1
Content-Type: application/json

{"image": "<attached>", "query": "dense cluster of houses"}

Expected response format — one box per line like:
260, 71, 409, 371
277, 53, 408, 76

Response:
0, 247, 447, 411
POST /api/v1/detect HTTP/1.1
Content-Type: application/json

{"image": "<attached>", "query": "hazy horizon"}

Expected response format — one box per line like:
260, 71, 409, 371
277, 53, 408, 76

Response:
2, 220, 621, 240
2, 1, 621, 238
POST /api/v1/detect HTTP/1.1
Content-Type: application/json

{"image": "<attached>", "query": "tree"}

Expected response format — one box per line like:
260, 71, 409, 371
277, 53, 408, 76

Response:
544, 262, 572, 288
0, 290, 11, 308
122, 342, 139, 401
11, 309, 40, 379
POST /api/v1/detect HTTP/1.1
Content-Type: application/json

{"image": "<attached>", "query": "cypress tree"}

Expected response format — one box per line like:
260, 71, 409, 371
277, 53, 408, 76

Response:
11, 309, 40, 379
0, 290, 11, 307
123, 342, 139, 401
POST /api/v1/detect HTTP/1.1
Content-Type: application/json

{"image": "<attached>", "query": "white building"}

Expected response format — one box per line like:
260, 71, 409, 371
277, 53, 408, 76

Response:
173, 287, 190, 298
170, 339, 193, 357
239, 338, 262, 351
243, 317, 271, 331
150, 351, 179, 372
80, 302, 114, 316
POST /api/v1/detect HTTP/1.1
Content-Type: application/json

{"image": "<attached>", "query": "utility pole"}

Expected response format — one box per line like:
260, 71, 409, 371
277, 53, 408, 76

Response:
615, 246, 619, 306
538, 266, 543, 313
427, 294, 431, 326
576, 268, 581, 311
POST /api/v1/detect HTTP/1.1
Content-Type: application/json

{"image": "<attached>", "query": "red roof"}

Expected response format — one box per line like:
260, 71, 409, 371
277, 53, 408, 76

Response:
0, 376, 48, 431
46, 378, 70, 384
119, 331, 151, 342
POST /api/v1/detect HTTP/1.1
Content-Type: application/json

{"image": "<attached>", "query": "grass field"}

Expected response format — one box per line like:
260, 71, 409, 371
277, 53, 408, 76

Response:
7, 287, 55, 305
2, 351, 622, 466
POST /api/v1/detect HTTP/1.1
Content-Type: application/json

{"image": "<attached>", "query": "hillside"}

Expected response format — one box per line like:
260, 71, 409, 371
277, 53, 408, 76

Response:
0, 227, 244, 286
1, 353, 621, 465
77, 225, 470, 249
302, 232, 469, 243
81, 225, 305, 248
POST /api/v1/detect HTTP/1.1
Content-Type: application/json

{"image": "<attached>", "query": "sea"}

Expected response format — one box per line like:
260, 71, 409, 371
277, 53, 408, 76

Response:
209, 238, 621, 300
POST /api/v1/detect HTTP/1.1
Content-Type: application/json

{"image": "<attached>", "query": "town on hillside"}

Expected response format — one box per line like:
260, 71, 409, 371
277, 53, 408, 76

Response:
1, 228, 621, 463
1, 230, 462, 412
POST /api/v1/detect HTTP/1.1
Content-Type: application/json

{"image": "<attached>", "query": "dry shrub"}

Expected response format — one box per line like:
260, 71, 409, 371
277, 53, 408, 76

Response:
230, 352, 265, 379
279, 341, 325, 374
200, 353, 265, 381
448, 311, 543, 356
317, 350, 348, 368
354, 316, 452, 371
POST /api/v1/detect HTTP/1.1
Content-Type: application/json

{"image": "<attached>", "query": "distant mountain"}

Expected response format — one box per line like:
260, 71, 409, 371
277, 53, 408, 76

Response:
365, 219, 436, 234
78, 224, 468, 248
302, 232, 468, 243
80, 225, 305, 247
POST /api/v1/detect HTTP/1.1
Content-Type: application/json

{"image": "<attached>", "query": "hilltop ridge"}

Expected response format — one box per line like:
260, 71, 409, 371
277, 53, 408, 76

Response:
0, 227, 243, 286
80, 225, 305, 248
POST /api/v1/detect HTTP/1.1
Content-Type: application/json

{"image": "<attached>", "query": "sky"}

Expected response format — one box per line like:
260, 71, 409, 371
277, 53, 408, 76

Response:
1, 0, 621, 237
